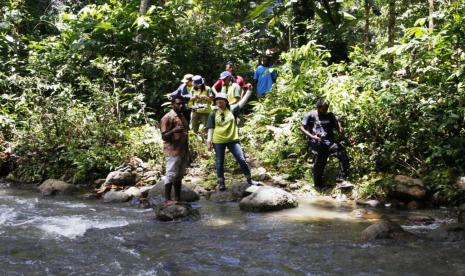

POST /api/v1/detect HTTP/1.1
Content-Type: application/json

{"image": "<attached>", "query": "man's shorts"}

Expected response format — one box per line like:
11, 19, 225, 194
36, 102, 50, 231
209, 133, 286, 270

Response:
164, 155, 188, 184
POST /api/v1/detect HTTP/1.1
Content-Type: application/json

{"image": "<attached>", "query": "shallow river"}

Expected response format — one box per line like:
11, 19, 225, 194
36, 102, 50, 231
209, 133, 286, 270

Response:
1, 181, 464, 275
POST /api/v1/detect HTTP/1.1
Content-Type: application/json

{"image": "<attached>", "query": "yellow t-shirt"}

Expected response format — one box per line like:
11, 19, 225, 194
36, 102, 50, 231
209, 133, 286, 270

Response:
207, 106, 240, 144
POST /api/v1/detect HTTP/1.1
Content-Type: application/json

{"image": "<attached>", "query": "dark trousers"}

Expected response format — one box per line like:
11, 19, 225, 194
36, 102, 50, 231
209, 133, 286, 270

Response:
213, 142, 251, 181
310, 140, 349, 187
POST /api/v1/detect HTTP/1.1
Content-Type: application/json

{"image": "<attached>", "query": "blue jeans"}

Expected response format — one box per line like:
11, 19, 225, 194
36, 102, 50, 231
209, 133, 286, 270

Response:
213, 142, 251, 181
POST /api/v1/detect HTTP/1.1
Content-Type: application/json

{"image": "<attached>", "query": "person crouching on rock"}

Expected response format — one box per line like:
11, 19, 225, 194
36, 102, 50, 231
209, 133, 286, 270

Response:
300, 98, 351, 191
160, 95, 189, 205
206, 89, 258, 191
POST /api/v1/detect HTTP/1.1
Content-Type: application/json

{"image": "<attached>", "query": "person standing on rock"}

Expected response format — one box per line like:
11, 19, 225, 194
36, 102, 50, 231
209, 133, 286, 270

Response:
300, 98, 351, 191
206, 89, 258, 191
160, 95, 189, 205
188, 75, 214, 134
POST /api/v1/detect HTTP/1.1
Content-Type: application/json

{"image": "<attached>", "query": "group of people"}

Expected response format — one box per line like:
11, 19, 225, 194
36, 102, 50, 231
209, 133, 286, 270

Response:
160, 57, 350, 205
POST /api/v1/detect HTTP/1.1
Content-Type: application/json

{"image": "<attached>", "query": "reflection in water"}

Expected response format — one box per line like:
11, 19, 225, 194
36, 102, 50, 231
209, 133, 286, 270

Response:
0, 183, 464, 275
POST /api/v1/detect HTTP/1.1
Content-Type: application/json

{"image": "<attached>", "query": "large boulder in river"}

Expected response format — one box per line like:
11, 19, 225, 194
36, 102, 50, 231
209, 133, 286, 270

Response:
38, 179, 76, 196
104, 170, 136, 186
426, 223, 465, 242
239, 186, 298, 212
361, 220, 413, 242
155, 202, 199, 221
390, 175, 426, 200
103, 191, 131, 203
147, 180, 199, 204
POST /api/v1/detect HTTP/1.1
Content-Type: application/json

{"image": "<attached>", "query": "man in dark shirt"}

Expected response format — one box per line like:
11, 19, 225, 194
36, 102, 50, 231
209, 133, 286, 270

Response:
160, 95, 189, 205
300, 98, 350, 190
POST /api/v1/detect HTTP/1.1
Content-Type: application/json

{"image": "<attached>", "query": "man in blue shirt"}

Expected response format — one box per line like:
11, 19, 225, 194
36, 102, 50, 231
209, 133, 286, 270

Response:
253, 56, 277, 97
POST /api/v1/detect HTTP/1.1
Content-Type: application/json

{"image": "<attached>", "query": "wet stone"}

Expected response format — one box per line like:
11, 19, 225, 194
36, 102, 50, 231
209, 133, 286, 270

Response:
103, 191, 130, 203
38, 179, 76, 196
406, 215, 435, 225
426, 223, 465, 242
154, 202, 200, 222
105, 170, 136, 186
361, 220, 414, 242
239, 186, 298, 212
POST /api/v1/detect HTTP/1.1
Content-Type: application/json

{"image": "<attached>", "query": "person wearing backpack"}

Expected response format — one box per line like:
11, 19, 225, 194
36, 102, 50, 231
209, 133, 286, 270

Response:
206, 89, 258, 191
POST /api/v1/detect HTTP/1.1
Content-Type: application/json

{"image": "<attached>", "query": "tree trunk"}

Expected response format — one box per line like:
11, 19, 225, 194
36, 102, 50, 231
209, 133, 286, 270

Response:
139, 0, 152, 15
136, 0, 152, 43
364, 0, 370, 51
428, 0, 434, 30
387, 0, 396, 66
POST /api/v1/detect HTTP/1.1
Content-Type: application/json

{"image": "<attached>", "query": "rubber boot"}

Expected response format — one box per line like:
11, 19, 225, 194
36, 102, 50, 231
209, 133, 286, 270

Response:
174, 181, 182, 202
247, 177, 259, 186
218, 179, 226, 191
164, 183, 173, 201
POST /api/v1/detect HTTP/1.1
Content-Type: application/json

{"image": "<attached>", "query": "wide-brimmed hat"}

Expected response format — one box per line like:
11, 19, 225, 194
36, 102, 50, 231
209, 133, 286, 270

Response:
192, 75, 205, 86
219, 71, 232, 80
181, 74, 194, 83
214, 92, 228, 103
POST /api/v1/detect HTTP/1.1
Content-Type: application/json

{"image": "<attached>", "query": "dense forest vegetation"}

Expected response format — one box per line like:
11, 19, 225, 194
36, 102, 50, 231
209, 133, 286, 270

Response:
1, 0, 464, 204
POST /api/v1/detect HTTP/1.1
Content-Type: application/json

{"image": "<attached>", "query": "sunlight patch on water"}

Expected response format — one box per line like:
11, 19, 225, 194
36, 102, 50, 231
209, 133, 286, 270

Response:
204, 217, 235, 227
38, 216, 130, 239
265, 197, 357, 223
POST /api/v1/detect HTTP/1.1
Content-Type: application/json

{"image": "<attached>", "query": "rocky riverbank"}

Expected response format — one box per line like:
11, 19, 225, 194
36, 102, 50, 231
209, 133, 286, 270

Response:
29, 156, 465, 236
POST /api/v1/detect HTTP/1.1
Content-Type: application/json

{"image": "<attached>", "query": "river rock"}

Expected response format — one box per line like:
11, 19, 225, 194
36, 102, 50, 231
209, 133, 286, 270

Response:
407, 200, 422, 209
139, 185, 155, 197
456, 177, 465, 191
124, 187, 142, 198
38, 179, 76, 196
361, 220, 412, 241
147, 180, 199, 203
239, 186, 298, 212
154, 202, 199, 221
209, 182, 253, 203
209, 190, 236, 203
103, 191, 130, 203
426, 223, 465, 242
351, 208, 368, 218
391, 175, 426, 200
93, 178, 106, 186
406, 215, 435, 225
253, 167, 272, 181
105, 170, 136, 186
356, 199, 383, 208
270, 175, 289, 187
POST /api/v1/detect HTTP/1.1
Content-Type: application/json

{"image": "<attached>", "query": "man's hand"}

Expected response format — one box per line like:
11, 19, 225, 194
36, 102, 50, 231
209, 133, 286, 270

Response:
172, 126, 185, 133
207, 141, 213, 151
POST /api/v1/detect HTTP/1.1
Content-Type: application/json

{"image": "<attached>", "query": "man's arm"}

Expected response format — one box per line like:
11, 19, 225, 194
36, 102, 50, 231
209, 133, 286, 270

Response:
206, 111, 215, 151
300, 125, 320, 141
300, 114, 320, 141
212, 79, 222, 95
161, 115, 184, 141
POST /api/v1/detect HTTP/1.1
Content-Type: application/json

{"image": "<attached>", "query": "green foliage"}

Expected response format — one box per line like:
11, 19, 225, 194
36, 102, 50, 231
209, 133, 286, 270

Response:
242, 2, 465, 203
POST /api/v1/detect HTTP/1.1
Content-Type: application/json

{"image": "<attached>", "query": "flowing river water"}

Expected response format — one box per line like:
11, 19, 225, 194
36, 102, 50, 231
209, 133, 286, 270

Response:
1, 181, 464, 275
